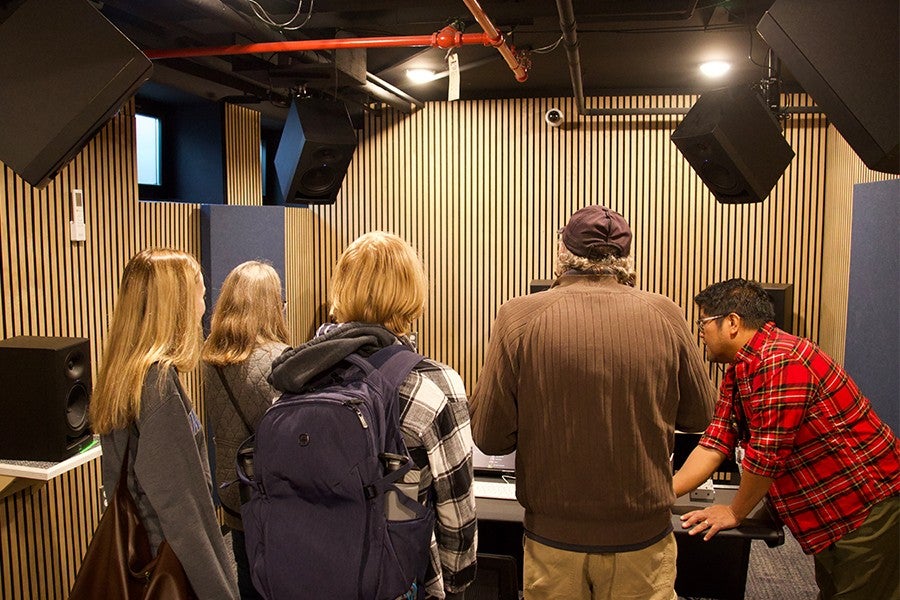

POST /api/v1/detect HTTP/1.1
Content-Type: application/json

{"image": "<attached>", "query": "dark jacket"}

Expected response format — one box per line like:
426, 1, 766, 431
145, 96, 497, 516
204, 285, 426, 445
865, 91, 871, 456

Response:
101, 365, 238, 600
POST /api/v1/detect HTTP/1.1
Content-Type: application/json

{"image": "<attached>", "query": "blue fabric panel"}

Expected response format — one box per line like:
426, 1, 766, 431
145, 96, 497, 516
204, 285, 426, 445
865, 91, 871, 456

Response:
845, 179, 899, 433
199, 204, 286, 330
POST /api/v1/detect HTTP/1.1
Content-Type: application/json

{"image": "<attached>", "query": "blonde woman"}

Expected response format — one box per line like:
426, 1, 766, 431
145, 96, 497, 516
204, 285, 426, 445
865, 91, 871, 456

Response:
269, 232, 478, 599
91, 248, 238, 600
202, 260, 289, 600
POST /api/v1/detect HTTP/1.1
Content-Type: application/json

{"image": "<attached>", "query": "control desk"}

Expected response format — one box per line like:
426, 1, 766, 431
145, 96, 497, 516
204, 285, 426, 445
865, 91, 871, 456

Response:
474, 478, 784, 600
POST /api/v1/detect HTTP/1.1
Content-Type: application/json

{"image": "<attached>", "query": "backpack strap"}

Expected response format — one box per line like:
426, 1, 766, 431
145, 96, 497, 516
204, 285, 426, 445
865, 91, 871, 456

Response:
214, 365, 253, 435
365, 344, 425, 413
366, 345, 431, 471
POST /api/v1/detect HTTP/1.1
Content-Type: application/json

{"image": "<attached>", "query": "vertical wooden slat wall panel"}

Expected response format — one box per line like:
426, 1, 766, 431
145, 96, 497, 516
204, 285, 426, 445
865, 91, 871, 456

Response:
224, 104, 263, 206
1, 98, 203, 599
295, 94, 874, 395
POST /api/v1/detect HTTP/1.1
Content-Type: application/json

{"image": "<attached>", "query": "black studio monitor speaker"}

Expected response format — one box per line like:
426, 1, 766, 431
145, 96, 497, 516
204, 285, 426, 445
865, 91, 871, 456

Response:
671, 85, 795, 204
761, 282, 794, 334
0, 336, 93, 462
274, 97, 358, 205
0, 0, 153, 189
758, 0, 899, 174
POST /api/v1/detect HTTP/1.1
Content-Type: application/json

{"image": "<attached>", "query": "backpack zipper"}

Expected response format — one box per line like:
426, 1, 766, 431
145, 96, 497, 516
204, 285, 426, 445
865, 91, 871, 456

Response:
346, 399, 369, 428
273, 394, 371, 429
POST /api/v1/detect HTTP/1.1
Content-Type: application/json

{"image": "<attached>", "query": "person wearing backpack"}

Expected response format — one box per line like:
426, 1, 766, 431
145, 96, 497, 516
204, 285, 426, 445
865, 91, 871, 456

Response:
91, 248, 239, 600
202, 261, 290, 599
255, 231, 477, 600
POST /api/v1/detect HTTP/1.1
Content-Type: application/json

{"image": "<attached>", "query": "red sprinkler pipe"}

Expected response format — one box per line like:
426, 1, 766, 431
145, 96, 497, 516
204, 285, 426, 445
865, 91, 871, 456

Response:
145, 26, 490, 60
461, 0, 530, 82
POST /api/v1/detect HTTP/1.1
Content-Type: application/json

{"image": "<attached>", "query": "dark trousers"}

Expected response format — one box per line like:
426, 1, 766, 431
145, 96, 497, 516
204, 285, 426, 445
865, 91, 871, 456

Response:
231, 528, 264, 600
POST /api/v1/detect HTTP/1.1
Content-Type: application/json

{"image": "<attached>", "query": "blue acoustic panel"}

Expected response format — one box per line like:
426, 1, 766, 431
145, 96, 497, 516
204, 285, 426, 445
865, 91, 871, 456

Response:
199, 204, 285, 505
200, 204, 285, 330
845, 179, 899, 433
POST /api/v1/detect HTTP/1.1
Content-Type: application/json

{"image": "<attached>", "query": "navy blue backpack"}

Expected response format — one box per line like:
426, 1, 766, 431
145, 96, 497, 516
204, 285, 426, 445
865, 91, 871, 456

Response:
238, 345, 435, 600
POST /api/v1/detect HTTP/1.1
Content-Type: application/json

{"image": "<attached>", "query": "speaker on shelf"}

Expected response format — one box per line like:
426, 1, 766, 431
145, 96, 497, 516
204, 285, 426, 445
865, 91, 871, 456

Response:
757, 0, 898, 174
274, 97, 358, 205
0, 336, 93, 462
0, 0, 153, 189
761, 282, 794, 333
671, 85, 795, 204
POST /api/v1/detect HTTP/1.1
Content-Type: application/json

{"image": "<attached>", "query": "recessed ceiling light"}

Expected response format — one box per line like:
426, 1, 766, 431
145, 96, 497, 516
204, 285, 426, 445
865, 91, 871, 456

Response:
699, 61, 732, 78
406, 68, 437, 84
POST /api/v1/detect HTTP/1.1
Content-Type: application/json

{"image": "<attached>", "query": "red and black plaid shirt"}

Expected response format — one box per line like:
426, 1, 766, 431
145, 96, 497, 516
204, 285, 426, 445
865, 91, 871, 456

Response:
700, 323, 900, 554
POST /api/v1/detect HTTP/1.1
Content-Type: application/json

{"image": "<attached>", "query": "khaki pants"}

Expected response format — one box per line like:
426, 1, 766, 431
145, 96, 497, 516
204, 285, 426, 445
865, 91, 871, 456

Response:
523, 533, 678, 600
814, 496, 900, 600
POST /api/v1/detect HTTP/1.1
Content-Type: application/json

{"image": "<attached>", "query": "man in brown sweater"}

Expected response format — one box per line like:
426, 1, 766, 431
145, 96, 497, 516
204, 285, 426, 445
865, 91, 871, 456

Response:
471, 205, 716, 599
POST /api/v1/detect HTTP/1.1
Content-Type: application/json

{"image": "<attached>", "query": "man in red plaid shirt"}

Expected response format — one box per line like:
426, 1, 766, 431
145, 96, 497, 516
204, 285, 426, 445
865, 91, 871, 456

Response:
673, 278, 899, 600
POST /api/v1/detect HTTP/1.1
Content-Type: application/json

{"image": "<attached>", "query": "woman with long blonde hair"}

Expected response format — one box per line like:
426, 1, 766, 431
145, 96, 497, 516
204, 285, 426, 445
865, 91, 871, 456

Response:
91, 248, 238, 600
202, 260, 289, 600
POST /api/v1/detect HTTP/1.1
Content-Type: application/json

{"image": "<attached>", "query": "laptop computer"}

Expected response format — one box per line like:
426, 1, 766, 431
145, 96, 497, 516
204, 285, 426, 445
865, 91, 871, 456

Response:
472, 446, 516, 477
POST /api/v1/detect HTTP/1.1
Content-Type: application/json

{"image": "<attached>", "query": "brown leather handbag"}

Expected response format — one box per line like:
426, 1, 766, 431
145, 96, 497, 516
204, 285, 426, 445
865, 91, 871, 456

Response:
69, 436, 197, 600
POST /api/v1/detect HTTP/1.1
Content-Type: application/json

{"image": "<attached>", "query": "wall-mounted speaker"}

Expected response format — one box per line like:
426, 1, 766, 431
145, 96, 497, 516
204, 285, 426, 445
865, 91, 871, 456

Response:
760, 283, 794, 334
0, 336, 93, 462
274, 97, 358, 205
0, 0, 153, 189
671, 85, 795, 204
757, 0, 898, 174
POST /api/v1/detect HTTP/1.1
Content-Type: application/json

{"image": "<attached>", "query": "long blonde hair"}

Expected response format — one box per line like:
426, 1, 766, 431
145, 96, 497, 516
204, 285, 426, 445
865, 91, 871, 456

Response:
202, 260, 289, 366
90, 248, 204, 434
330, 231, 427, 336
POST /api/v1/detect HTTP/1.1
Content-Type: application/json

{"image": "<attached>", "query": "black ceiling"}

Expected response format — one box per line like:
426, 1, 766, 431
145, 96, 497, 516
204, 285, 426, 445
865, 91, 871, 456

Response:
97, 0, 795, 122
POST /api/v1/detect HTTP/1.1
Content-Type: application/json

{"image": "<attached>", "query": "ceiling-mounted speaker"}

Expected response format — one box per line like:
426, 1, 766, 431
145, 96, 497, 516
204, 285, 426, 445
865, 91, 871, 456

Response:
0, 0, 152, 189
757, 0, 898, 174
274, 97, 358, 205
671, 85, 795, 204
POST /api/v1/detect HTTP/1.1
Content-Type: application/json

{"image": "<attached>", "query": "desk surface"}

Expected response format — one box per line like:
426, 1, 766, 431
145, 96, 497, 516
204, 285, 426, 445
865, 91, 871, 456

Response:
474, 477, 784, 546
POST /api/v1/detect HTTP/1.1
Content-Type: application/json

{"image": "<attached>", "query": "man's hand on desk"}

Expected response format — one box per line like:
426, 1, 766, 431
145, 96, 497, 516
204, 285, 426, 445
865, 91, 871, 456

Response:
679, 504, 741, 541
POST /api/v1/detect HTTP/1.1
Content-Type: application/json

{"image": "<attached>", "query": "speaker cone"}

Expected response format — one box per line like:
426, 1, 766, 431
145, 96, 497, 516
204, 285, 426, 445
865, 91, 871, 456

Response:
300, 166, 338, 195
66, 382, 89, 435
699, 161, 742, 196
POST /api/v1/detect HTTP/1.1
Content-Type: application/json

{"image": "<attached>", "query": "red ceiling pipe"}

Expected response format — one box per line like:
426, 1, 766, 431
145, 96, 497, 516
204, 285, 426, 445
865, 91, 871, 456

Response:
461, 0, 530, 82
144, 26, 490, 60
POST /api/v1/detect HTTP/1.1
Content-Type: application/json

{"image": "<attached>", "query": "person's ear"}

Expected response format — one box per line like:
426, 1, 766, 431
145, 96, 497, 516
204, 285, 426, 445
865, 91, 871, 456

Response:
725, 313, 742, 336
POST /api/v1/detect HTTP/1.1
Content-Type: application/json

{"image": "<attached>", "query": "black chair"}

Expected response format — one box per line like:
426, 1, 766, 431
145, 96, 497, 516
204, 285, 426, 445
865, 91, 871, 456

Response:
468, 553, 520, 600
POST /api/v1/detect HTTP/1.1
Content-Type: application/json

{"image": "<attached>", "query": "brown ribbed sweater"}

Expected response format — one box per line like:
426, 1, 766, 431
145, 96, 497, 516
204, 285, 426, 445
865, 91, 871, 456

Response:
471, 274, 716, 550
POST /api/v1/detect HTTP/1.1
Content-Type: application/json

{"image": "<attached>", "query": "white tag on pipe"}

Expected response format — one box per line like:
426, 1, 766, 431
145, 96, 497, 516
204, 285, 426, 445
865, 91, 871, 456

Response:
448, 53, 460, 101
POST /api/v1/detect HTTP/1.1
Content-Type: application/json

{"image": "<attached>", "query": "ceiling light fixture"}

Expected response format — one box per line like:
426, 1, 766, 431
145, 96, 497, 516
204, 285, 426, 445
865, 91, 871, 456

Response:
699, 61, 732, 78
406, 68, 437, 84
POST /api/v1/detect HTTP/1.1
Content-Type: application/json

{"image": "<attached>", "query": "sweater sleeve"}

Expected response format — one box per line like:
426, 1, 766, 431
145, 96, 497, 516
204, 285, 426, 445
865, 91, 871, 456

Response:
134, 371, 238, 600
470, 303, 521, 455
669, 307, 717, 432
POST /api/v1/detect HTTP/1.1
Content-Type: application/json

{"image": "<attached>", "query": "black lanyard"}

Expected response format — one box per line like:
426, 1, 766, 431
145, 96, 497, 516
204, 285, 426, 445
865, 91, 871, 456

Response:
731, 378, 750, 444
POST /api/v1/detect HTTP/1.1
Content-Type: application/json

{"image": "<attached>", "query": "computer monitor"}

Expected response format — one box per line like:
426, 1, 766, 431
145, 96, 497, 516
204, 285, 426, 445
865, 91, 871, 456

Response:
472, 446, 516, 476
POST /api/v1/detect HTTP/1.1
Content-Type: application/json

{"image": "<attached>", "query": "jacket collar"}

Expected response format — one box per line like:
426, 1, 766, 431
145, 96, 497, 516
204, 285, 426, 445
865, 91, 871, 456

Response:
268, 322, 401, 393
